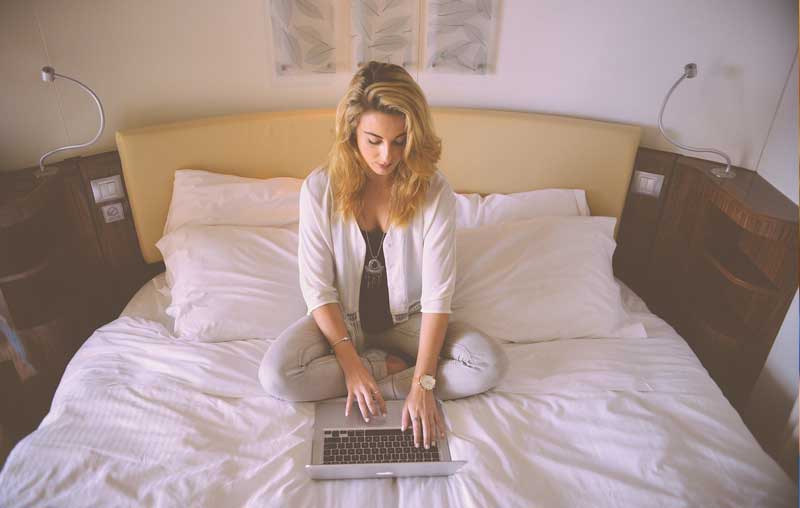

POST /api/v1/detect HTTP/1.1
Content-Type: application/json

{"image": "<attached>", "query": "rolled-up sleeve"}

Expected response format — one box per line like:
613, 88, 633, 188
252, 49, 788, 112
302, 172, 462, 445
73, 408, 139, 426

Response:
420, 177, 457, 314
298, 174, 339, 314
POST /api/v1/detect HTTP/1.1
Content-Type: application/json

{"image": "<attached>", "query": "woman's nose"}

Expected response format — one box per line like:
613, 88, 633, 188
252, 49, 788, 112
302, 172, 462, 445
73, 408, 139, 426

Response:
379, 143, 391, 161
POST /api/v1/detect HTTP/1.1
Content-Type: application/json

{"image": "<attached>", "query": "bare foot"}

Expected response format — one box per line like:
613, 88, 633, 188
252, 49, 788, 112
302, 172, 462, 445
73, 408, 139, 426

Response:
385, 353, 409, 375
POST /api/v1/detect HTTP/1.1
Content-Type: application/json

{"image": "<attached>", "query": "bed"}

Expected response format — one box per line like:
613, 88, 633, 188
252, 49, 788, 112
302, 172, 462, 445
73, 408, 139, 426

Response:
0, 108, 795, 507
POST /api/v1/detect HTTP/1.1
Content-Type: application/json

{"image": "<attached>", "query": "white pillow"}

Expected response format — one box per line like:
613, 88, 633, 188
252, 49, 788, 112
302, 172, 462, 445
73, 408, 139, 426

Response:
155, 224, 306, 342
163, 169, 304, 235
451, 216, 646, 342
164, 171, 586, 234
455, 188, 590, 229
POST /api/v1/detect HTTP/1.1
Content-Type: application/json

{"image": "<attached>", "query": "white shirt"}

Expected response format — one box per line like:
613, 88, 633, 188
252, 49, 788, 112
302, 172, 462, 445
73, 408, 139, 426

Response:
298, 166, 457, 348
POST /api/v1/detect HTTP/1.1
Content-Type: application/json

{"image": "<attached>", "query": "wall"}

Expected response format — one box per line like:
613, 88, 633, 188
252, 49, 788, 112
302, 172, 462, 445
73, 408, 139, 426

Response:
1, 0, 797, 461
1, 0, 797, 173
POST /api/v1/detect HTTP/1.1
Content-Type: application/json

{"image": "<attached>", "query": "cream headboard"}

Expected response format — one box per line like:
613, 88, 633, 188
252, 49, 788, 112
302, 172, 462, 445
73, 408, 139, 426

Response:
116, 107, 641, 263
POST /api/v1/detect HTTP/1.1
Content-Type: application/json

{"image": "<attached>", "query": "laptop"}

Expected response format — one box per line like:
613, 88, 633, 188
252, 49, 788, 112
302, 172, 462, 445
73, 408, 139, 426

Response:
305, 399, 467, 480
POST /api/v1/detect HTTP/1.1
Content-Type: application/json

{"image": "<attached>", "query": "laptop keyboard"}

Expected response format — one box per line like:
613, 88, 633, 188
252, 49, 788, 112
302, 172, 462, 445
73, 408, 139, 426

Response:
322, 428, 441, 464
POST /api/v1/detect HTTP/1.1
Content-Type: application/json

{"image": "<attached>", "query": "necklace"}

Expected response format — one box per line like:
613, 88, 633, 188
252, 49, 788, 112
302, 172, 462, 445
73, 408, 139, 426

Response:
362, 227, 387, 289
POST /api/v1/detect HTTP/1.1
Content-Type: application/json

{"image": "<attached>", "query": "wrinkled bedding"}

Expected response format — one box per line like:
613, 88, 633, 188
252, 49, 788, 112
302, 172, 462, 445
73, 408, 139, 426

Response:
0, 275, 794, 507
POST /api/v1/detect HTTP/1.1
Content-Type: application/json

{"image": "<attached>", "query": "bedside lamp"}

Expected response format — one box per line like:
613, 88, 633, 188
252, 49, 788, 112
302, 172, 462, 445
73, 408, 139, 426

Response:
38, 66, 105, 177
658, 63, 735, 179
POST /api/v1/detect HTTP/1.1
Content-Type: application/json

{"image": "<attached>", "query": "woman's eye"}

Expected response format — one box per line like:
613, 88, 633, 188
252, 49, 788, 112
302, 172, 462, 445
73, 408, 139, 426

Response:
368, 139, 406, 146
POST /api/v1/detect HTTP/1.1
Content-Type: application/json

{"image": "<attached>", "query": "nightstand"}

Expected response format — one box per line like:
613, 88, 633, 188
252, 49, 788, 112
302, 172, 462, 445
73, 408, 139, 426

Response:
618, 150, 798, 411
0, 168, 81, 460
0, 153, 161, 461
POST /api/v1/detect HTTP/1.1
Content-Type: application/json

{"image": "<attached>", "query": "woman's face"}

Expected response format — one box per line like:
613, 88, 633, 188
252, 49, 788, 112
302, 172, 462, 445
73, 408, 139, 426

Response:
355, 110, 407, 181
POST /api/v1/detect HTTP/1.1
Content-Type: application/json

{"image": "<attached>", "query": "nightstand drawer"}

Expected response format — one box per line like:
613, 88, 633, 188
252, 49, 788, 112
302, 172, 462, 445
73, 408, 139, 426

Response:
691, 248, 775, 332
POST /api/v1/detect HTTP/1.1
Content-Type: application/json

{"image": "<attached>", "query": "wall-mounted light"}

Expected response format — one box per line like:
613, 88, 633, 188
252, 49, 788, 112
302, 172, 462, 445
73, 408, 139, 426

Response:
38, 66, 105, 177
658, 63, 735, 179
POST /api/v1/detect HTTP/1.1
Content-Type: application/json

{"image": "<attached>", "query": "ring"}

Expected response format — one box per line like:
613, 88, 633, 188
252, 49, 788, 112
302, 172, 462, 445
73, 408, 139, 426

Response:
413, 416, 421, 421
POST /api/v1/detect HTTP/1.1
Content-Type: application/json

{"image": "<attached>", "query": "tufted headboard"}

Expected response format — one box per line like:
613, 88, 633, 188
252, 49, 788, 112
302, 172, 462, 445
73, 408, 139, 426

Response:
115, 107, 642, 263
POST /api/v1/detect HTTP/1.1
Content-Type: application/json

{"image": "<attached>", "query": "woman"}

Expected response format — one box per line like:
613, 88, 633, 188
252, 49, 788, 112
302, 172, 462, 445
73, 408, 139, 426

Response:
259, 61, 508, 450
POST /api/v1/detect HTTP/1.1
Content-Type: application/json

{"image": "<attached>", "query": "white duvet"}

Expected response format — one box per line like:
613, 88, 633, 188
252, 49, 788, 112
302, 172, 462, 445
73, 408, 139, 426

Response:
0, 275, 795, 507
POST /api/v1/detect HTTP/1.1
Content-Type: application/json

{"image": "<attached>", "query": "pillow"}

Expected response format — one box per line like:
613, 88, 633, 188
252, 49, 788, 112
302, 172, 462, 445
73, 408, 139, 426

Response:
455, 188, 590, 229
163, 169, 304, 235
164, 171, 586, 234
156, 224, 306, 342
451, 216, 646, 342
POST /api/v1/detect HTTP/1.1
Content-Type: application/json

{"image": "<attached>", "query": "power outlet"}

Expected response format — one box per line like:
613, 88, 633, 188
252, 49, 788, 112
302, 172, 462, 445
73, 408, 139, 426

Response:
631, 170, 664, 197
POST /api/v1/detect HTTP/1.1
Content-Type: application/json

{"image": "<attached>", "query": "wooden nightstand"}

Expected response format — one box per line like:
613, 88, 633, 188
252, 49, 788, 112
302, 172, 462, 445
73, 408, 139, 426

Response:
615, 148, 798, 412
0, 153, 158, 462
0, 168, 80, 460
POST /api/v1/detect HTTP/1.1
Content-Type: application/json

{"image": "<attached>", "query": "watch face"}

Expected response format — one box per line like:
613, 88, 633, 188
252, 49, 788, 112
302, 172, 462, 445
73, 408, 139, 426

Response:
420, 375, 436, 390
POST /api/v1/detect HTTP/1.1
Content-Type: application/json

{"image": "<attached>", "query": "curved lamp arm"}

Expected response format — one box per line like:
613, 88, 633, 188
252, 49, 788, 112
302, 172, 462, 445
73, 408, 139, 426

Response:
38, 66, 105, 176
658, 63, 735, 179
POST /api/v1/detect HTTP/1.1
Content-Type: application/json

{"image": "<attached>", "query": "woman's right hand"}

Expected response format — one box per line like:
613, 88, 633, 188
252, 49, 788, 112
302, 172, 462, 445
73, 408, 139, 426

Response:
308, 303, 387, 422
343, 361, 387, 422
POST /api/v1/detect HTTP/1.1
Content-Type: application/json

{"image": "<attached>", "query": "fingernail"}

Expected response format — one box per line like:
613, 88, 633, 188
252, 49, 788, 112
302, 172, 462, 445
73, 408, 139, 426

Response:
382, 413, 387, 417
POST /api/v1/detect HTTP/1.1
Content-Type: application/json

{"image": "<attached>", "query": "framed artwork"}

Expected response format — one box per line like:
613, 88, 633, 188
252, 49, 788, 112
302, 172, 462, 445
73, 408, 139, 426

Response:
269, 0, 338, 76
425, 0, 500, 74
350, 0, 420, 70
266, 0, 502, 76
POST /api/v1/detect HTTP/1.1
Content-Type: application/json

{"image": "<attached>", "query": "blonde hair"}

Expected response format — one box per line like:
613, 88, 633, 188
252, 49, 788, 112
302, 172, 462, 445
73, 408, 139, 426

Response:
326, 61, 442, 228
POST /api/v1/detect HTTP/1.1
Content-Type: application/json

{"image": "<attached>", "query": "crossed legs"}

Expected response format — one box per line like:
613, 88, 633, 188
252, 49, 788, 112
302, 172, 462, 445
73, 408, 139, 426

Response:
259, 313, 508, 402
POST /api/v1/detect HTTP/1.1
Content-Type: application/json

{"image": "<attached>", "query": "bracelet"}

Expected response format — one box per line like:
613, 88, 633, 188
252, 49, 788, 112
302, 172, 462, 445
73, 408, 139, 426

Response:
331, 336, 351, 349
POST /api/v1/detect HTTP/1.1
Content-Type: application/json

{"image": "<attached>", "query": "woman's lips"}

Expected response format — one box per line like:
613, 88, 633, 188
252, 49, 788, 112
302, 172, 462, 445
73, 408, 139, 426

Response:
376, 162, 392, 169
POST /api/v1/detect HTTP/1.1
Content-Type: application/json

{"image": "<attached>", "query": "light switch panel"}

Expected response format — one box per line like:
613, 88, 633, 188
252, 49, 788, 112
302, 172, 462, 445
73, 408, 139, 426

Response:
101, 202, 125, 223
631, 170, 664, 197
90, 175, 125, 203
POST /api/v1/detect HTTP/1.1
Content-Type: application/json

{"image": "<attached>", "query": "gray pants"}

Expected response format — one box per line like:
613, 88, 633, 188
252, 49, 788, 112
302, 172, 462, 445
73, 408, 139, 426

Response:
259, 312, 508, 402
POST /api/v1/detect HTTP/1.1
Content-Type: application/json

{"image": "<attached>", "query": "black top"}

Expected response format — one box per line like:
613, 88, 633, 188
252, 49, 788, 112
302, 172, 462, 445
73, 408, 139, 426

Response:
358, 227, 394, 334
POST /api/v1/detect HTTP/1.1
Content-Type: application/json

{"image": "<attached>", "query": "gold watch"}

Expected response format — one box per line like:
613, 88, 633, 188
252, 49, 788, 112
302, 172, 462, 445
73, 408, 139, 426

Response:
418, 374, 436, 391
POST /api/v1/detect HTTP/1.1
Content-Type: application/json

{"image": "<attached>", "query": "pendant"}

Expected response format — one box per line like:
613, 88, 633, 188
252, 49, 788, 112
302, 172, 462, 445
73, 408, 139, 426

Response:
366, 258, 383, 276
365, 257, 384, 288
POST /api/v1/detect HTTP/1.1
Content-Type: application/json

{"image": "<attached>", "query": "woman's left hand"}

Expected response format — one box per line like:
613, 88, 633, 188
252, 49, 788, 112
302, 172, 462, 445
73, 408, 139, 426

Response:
401, 382, 446, 449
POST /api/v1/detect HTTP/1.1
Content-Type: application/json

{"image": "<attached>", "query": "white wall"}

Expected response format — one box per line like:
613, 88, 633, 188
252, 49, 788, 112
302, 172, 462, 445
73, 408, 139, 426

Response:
757, 55, 799, 204
1, 0, 797, 459
1, 0, 797, 173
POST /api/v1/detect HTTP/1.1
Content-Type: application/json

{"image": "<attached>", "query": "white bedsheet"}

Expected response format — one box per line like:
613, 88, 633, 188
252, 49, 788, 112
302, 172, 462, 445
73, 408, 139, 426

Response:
0, 275, 795, 507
